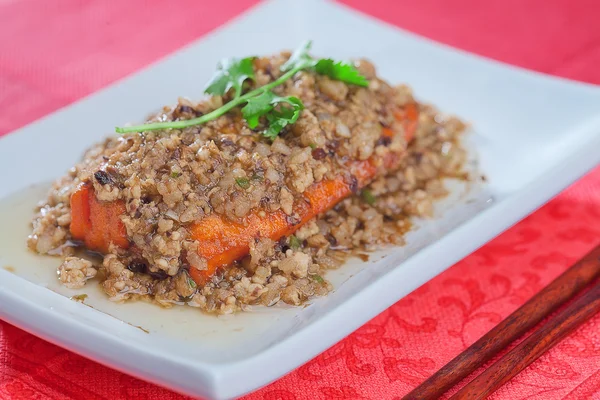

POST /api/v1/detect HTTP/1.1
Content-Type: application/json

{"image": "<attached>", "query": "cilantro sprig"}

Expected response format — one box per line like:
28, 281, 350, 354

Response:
116, 41, 369, 138
242, 92, 304, 140
314, 59, 369, 87
281, 41, 369, 86
204, 57, 255, 99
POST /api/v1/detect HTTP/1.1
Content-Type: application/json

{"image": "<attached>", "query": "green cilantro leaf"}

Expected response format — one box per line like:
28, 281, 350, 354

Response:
313, 274, 325, 284
314, 59, 369, 87
281, 40, 317, 72
263, 97, 303, 140
289, 235, 301, 250
361, 189, 376, 206
187, 276, 197, 289
241, 91, 303, 139
204, 57, 255, 98
235, 177, 250, 189
241, 91, 278, 128
281, 42, 368, 87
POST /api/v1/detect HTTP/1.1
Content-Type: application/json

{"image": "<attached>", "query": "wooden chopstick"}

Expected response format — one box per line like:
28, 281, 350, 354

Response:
403, 244, 600, 400
451, 279, 600, 399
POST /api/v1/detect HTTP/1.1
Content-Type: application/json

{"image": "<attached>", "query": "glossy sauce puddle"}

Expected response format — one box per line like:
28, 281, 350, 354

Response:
0, 159, 492, 360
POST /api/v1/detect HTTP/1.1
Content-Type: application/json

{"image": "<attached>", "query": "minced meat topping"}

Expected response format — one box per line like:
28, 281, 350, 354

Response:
28, 51, 468, 314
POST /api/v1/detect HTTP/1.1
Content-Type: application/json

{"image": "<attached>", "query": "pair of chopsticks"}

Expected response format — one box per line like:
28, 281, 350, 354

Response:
404, 243, 600, 400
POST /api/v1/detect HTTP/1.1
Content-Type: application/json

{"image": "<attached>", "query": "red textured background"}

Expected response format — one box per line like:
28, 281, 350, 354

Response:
1, 0, 600, 399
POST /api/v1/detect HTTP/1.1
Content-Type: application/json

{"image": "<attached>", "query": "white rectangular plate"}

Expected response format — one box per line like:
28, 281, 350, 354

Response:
0, 1, 599, 399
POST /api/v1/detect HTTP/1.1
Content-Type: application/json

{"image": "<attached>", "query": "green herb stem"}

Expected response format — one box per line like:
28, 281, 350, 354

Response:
116, 65, 305, 134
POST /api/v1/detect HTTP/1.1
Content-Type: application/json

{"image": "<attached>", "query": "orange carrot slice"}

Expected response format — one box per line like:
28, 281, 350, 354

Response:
70, 183, 129, 253
188, 154, 401, 284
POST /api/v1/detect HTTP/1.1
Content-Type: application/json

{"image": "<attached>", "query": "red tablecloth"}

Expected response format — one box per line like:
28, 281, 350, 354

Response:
1, 1, 599, 399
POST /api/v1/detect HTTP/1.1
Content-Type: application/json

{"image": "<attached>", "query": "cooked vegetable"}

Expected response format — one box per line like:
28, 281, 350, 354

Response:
361, 189, 376, 206
70, 105, 418, 285
187, 276, 197, 289
115, 41, 367, 136
70, 183, 128, 253
235, 177, 250, 189
289, 235, 301, 250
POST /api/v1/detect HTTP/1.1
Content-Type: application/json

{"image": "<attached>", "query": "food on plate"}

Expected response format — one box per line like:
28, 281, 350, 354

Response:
28, 42, 468, 314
